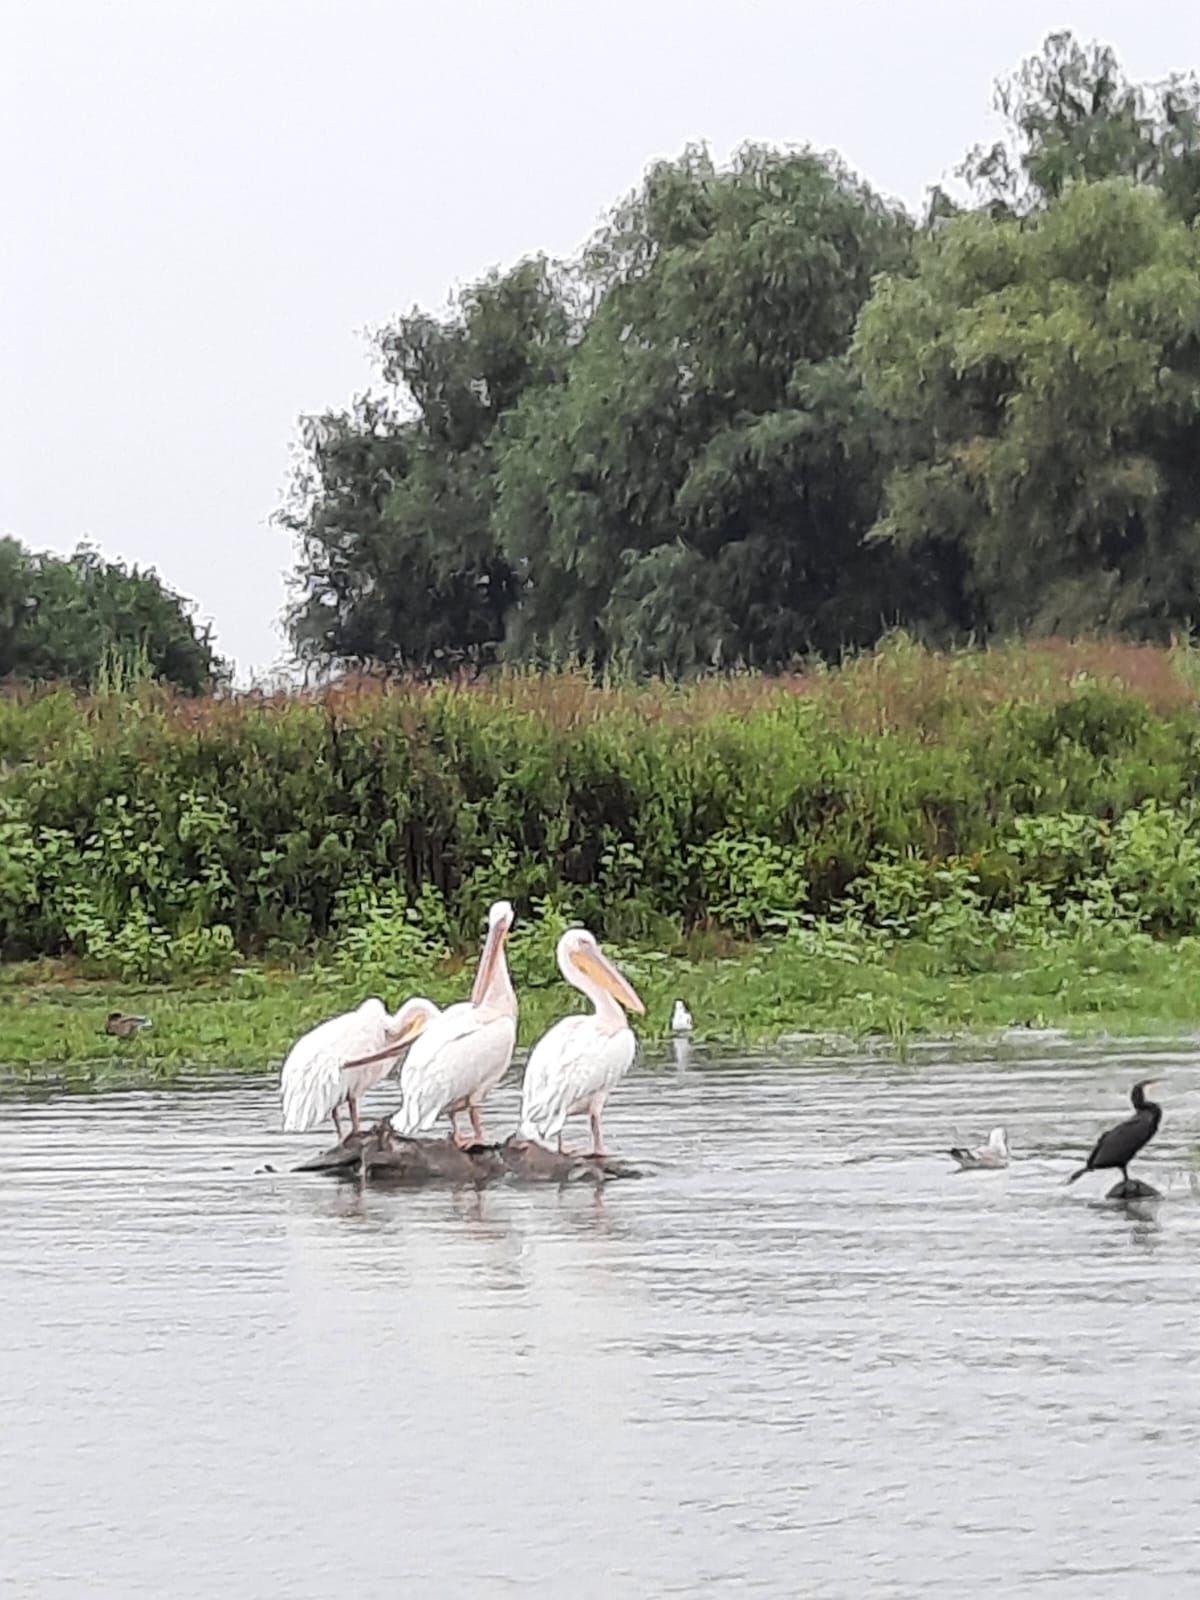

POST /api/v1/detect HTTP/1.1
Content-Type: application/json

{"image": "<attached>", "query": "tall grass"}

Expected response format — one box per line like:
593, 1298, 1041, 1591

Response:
4, 637, 1200, 968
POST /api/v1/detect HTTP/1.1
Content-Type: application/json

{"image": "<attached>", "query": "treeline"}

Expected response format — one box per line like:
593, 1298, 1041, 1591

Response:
5, 640, 1200, 971
0, 539, 226, 694
282, 32, 1200, 679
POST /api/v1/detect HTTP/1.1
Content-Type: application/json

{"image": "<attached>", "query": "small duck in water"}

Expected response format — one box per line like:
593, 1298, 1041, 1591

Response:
947, 1126, 1009, 1170
105, 1011, 153, 1038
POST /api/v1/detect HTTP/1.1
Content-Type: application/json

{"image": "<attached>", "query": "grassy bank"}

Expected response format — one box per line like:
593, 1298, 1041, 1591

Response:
6, 920, 1200, 1092
7, 638, 1200, 1091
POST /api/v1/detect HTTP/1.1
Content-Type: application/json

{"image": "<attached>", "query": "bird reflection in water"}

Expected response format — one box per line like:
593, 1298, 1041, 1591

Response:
1091, 1192, 1163, 1248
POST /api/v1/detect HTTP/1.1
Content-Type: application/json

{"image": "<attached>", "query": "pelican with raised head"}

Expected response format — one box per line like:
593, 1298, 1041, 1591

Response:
280, 996, 439, 1140
347, 900, 518, 1144
518, 928, 646, 1156
948, 1127, 1009, 1170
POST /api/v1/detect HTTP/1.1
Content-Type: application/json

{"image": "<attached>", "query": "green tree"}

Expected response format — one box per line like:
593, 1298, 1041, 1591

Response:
495, 144, 947, 673
963, 31, 1200, 223
0, 537, 225, 693
855, 179, 1200, 638
284, 258, 573, 674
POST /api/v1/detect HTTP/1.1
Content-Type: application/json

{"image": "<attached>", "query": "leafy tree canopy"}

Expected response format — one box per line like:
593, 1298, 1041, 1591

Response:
856, 180, 1200, 637
0, 538, 225, 693
283, 259, 573, 675
283, 30, 1200, 679
960, 30, 1200, 222
495, 144, 954, 672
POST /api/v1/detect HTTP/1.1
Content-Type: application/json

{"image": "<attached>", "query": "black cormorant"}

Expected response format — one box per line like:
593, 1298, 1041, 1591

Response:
1068, 1079, 1162, 1187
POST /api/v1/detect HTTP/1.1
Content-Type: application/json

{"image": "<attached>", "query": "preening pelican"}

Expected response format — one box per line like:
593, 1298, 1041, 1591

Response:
671, 998, 693, 1035
518, 928, 645, 1155
280, 996, 438, 1139
947, 1126, 1009, 1170
351, 900, 517, 1144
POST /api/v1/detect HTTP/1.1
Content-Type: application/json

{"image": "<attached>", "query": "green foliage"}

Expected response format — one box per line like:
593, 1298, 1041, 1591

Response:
0, 538, 225, 694
695, 830, 809, 935
1106, 801, 1200, 931
837, 792, 1200, 962
506, 898, 577, 992
994, 811, 1110, 901
844, 853, 974, 939
0, 798, 40, 941
495, 144, 930, 672
14, 915, 1200, 1087
856, 179, 1200, 640
282, 260, 572, 675
330, 879, 451, 987
962, 31, 1200, 222
279, 32, 1200, 681
5, 646, 1200, 973
0, 784, 244, 978
61, 899, 239, 984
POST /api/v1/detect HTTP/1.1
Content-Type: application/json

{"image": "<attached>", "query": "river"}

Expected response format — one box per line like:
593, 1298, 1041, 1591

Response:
2, 1037, 1198, 1596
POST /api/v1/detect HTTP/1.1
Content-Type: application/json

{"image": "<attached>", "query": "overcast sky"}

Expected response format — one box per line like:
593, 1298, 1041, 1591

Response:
1, 1, 1195, 682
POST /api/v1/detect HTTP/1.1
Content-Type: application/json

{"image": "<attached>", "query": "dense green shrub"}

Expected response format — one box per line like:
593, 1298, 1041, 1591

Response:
4, 645, 1200, 974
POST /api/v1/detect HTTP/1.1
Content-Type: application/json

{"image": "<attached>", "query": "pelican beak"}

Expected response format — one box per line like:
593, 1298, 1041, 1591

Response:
342, 1026, 425, 1073
390, 1008, 432, 1050
341, 1005, 434, 1072
471, 905, 513, 1008
575, 946, 646, 1016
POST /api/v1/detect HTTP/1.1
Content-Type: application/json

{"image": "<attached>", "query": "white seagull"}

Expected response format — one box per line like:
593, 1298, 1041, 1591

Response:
280, 996, 439, 1140
671, 998, 693, 1035
947, 1127, 1010, 1170
518, 928, 646, 1155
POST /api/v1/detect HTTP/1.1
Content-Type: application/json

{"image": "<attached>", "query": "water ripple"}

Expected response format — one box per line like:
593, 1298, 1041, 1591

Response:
1, 1040, 1198, 1596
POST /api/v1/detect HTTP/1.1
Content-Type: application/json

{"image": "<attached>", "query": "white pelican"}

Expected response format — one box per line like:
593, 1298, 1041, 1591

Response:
280, 996, 439, 1139
348, 899, 518, 1144
947, 1127, 1010, 1170
518, 928, 645, 1155
671, 998, 693, 1035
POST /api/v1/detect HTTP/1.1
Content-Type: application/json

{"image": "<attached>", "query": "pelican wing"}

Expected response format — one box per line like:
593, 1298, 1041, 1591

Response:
280, 1004, 391, 1132
395, 1003, 516, 1135
519, 1016, 636, 1144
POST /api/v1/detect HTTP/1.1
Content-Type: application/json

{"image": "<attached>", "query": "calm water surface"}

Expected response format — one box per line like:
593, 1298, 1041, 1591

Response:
2, 1038, 1200, 1598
